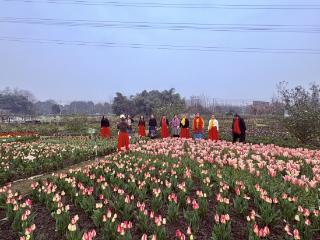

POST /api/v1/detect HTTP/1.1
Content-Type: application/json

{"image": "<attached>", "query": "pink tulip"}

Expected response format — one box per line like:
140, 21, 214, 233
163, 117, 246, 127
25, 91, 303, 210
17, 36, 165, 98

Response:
176, 229, 182, 237
141, 234, 148, 240
214, 214, 219, 223
293, 229, 300, 239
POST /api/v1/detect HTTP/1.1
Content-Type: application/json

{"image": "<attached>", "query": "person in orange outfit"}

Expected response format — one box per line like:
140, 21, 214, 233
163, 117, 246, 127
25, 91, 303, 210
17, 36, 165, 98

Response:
180, 114, 190, 138
138, 115, 146, 138
160, 115, 170, 138
117, 114, 130, 151
208, 114, 219, 141
100, 115, 111, 139
193, 113, 204, 140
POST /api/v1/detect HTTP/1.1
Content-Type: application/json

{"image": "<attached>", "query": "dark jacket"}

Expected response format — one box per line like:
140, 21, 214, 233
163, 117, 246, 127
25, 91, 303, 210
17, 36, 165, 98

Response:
138, 119, 145, 127
180, 118, 189, 128
117, 120, 128, 133
149, 118, 157, 127
232, 117, 246, 135
101, 118, 110, 128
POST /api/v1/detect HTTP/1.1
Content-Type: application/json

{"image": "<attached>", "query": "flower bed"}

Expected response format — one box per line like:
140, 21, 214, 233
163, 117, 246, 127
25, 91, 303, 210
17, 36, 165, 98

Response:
0, 137, 117, 185
1, 138, 319, 239
0, 131, 39, 143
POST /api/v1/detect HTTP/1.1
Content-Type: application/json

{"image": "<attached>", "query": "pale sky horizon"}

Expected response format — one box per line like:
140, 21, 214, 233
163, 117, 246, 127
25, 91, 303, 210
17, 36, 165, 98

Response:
0, 0, 319, 103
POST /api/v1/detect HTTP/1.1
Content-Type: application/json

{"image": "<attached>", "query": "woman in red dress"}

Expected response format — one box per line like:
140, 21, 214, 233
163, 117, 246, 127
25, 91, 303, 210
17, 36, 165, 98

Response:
100, 115, 111, 138
208, 114, 219, 141
160, 115, 170, 138
117, 114, 130, 152
138, 115, 146, 138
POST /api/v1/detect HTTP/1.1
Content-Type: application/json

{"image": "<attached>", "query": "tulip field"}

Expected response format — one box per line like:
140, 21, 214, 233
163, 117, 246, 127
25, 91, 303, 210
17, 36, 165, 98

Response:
0, 138, 319, 240
0, 131, 39, 143
0, 137, 117, 184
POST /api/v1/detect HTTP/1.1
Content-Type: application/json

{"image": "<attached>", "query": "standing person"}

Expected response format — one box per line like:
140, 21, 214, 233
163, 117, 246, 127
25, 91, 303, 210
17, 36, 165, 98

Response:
232, 114, 247, 143
138, 115, 146, 138
117, 114, 130, 151
193, 113, 204, 140
126, 114, 134, 137
148, 114, 157, 139
160, 115, 170, 138
180, 113, 190, 138
171, 114, 180, 137
208, 114, 219, 141
100, 115, 111, 139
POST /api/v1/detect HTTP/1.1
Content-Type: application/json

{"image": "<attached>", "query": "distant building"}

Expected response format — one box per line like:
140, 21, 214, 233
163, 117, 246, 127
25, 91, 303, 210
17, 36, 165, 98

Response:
249, 101, 271, 115
252, 101, 270, 107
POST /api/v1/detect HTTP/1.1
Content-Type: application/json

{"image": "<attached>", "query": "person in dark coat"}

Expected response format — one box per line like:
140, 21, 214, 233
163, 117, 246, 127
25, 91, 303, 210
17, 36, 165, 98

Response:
126, 114, 134, 136
100, 115, 111, 138
117, 114, 130, 151
180, 114, 190, 138
148, 114, 157, 138
232, 114, 246, 143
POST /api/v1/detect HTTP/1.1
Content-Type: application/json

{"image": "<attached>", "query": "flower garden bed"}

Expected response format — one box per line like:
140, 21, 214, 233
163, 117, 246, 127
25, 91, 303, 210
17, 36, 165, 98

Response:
0, 137, 117, 185
0, 131, 39, 143
0, 138, 319, 240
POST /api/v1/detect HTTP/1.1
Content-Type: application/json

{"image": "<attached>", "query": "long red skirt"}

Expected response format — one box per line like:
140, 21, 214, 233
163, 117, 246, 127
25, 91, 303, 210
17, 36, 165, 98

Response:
180, 128, 190, 138
208, 127, 219, 141
138, 126, 146, 137
101, 127, 111, 138
160, 126, 170, 138
118, 132, 129, 151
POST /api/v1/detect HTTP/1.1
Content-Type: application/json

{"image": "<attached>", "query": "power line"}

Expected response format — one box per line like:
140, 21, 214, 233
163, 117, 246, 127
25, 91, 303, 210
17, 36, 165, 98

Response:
2, 0, 320, 9
1, 17, 320, 33
1, 36, 320, 54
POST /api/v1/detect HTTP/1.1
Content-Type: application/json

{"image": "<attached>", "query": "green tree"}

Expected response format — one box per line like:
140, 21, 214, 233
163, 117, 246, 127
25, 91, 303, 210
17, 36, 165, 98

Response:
51, 104, 61, 115
112, 92, 136, 115
0, 94, 34, 114
111, 89, 186, 118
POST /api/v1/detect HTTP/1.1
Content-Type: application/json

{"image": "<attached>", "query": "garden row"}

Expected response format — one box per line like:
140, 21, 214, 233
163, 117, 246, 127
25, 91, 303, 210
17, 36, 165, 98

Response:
0, 131, 39, 143
0, 136, 117, 185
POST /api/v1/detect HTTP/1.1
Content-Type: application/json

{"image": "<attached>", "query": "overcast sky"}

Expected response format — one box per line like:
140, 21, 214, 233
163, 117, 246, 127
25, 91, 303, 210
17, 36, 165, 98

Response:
0, 0, 319, 103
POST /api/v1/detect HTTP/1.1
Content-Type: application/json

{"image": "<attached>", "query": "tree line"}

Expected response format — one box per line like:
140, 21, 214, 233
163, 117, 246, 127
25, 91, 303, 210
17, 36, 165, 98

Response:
111, 88, 186, 118
0, 88, 112, 115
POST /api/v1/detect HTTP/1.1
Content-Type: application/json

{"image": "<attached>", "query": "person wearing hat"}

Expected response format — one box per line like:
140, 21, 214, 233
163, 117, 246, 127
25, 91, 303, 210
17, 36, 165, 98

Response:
117, 114, 130, 151
180, 113, 190, 138
193, 113, 204, 140
100, 115, 111, 139
208, 114, 219, 141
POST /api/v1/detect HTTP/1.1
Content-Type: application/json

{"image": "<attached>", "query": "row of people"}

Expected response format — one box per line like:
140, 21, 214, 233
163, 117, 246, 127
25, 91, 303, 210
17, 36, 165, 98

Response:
138, 113, 219, 140
101, 114, 246, 151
